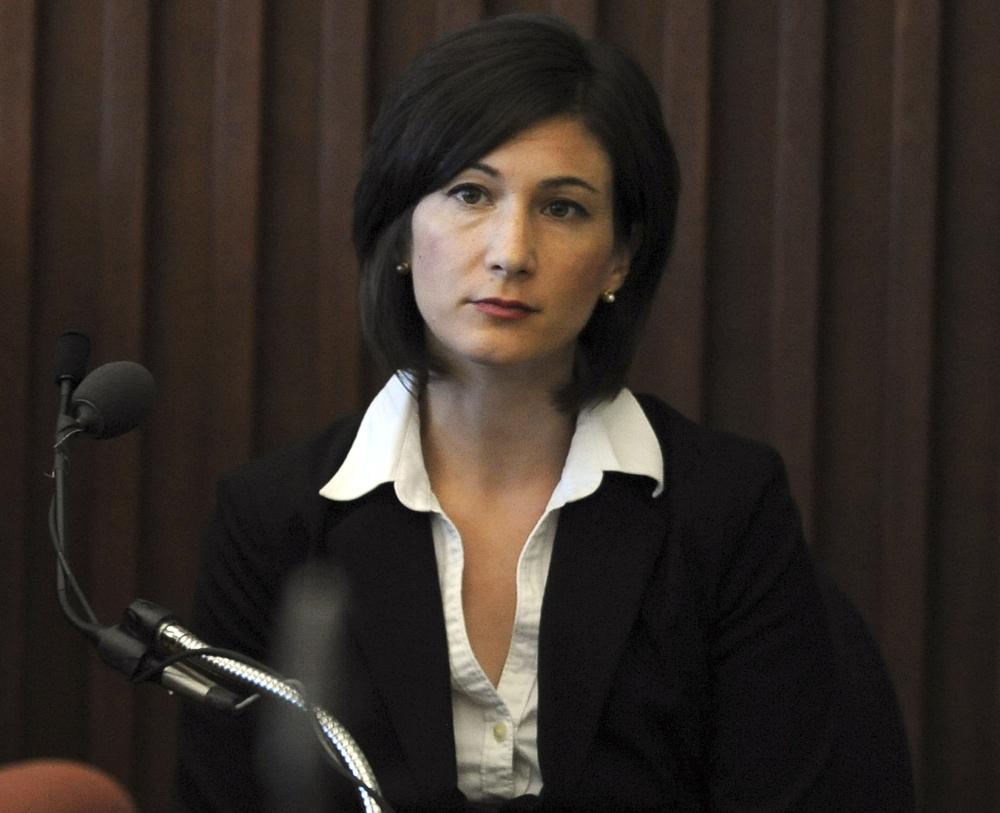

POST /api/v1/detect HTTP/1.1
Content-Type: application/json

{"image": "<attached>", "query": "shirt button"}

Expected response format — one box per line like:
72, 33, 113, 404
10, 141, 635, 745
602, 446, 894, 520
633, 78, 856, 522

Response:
493, 722, 507, 742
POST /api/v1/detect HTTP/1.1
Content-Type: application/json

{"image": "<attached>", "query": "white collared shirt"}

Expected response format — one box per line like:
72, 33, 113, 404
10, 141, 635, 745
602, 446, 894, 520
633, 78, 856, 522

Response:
320, 373, 663, 801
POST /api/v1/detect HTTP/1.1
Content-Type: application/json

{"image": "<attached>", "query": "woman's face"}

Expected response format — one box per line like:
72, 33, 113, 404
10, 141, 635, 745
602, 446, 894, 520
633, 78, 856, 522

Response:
409, 115, 631, 385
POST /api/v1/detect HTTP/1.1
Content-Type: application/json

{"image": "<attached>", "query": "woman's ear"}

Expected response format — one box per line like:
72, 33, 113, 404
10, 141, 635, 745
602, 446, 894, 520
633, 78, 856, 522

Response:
625, 222, 643, 263
609, 223, 643, 289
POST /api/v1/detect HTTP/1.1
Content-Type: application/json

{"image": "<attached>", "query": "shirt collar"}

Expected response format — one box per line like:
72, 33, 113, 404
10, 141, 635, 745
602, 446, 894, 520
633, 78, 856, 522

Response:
318, 373, 664, 507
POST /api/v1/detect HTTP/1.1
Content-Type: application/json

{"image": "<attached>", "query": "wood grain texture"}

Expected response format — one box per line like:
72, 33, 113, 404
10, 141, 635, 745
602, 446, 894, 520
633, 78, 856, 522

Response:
879, 0, 940, 791
3, 3, 997, 810
0, 0, 37, 766
86, 0, 151, 784
629, 0, 710, 423
922, 1, 1000, 808
769, 0, 824, 536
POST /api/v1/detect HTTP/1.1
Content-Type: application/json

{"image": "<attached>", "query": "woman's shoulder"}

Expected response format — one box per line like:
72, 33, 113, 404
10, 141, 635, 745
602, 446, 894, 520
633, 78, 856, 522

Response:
634, 393, 784, 471
632, 392, 790, 516
216, 410, 365, 509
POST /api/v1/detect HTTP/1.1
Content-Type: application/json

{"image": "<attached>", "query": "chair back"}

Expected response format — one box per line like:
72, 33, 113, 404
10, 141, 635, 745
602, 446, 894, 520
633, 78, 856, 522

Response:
817, 571, 916, 812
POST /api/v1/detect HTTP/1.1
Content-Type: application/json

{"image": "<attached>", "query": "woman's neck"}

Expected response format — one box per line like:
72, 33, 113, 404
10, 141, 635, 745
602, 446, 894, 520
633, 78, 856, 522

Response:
418, 370, 575, 495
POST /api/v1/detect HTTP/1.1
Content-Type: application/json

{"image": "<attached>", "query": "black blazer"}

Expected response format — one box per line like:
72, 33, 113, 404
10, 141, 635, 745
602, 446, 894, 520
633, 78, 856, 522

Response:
176, 394, 839, 812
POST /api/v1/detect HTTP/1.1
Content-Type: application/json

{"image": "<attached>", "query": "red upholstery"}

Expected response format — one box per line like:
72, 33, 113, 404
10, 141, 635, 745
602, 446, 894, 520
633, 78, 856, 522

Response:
0, 760, 137, 813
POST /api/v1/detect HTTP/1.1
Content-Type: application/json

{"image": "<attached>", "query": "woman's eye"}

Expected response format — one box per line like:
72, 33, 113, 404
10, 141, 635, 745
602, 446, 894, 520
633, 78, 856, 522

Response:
448, 184, 487, 205
544, 199, 585, 219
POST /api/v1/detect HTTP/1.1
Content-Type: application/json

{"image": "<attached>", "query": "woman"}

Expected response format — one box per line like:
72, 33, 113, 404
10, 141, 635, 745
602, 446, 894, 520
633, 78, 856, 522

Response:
177, 14, 836, 812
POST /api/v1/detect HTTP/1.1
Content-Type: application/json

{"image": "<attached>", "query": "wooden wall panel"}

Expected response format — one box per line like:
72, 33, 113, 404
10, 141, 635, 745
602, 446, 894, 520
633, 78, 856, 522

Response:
22, 0, 104, 765
2, 2, 998, 811
258, 0, 323, 451
86, 0, 150, 785
436, 1, 485, 36
548, 0, 599, 37
880, 0, 940, 789
0, 0, 37, 767
208, 0, 262, 466
923, 1, 1000, 809
630, 0, 710, 423
814, 0, 895, 619
768, 0, 824, 533
138, 5, 219, 803
142, 0, 216, 617
315, 0, 369, 420
704, 1, 780, 442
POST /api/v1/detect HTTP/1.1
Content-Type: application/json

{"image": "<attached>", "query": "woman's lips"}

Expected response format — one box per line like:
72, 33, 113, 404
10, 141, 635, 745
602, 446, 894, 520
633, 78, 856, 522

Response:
472, 298, 538, 320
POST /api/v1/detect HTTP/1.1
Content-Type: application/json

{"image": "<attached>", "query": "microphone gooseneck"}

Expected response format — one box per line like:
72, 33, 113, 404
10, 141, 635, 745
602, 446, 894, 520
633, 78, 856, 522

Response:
50, 349, 157, 641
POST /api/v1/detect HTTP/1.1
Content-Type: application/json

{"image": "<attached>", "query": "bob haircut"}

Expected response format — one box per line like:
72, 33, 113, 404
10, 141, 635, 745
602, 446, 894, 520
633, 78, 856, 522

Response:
353, 13, 680, 411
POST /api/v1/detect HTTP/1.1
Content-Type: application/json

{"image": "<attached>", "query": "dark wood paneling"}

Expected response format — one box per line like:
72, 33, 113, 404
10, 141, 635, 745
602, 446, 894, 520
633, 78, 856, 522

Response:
23, 0, 105, 764
4, 3, 998, 811
86, 0, 151, 786
705, 1, 780, 441
629, 0, 710, 424
315, 0, 370, 421
815, 0, 895, 613
548, 0, 599, 37
0, 0, 37, 766
436, 0, 485, 36
879, 0, 941, 788
208, 0, 263, 467
923, 1, 1000, 809
139, 6, 218, 806
258, 0, 322, 452
143, 0, 217, 611
767, 0, 825, 534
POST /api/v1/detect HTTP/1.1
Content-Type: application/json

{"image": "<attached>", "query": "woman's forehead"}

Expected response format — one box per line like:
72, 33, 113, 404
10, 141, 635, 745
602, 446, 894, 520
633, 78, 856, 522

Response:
454, 116, 613, 184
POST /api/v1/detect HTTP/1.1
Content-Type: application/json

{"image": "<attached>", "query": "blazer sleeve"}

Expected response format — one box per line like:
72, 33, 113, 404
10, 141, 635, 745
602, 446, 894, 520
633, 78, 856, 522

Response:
703, 445, 835, 811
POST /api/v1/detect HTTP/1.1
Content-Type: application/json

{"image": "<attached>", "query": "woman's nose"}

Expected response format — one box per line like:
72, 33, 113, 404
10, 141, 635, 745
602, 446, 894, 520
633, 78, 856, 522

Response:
485, 205, 535, 277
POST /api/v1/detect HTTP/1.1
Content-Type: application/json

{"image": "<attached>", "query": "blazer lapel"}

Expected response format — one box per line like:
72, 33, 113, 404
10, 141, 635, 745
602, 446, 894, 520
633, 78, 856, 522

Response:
537, 472, 669, 793
323, 485, 456, 796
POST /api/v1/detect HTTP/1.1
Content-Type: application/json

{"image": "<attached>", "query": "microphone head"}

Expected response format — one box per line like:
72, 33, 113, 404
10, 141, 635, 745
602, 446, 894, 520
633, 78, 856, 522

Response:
70, 361, 157, 439
53, 330, 92, 387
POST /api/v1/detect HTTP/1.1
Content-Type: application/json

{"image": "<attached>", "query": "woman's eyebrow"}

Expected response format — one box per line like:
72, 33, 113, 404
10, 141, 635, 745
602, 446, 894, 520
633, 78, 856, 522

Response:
464, 162, 599, 194
538, 176, 599, 194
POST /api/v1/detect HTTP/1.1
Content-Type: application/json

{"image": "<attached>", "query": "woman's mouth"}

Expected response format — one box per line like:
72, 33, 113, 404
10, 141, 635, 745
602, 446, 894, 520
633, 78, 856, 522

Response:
472, 298, 538, 320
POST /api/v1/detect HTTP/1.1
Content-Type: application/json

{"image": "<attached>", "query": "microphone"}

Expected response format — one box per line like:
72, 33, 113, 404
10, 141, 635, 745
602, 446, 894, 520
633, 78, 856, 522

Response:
53, 331, 91, 415
53, 330, 91, 388
69, 361, 157, 439
45, 341, 253, 715
51, 355, 156, 638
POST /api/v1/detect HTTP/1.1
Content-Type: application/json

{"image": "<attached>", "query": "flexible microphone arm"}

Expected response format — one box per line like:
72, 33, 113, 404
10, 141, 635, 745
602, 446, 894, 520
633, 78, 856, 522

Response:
51, 332, 102, 642
162, 628, 384, 811
98, 599, 388, 813
47, 337, 390, 813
